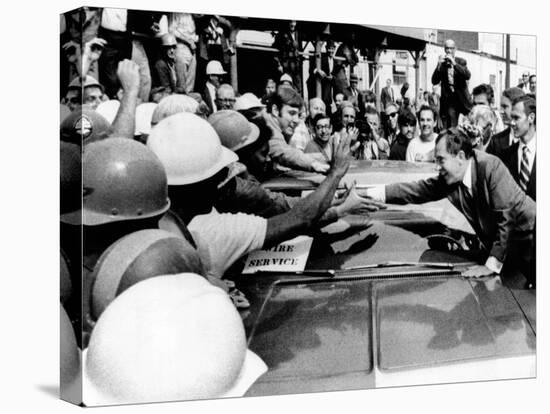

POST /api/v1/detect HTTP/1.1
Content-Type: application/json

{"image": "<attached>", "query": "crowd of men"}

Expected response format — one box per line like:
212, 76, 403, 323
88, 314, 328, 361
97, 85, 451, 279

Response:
60, 8, 536, 404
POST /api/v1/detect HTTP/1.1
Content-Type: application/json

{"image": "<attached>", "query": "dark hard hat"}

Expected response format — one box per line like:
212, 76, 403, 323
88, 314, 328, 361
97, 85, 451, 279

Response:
90, 229, 204, 320
74, 138, 170, 226
60, 106, 112, 146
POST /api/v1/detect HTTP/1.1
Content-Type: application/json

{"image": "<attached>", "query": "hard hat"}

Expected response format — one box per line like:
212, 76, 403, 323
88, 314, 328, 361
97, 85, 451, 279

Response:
60, 141, 81, 217
67, 138, 170, 226
69, 75, 104, 91
147, 113, 237, 185
234, 93, 265, 112
135, 102, 157, 135
85, 274, 247, 403
208, 110, 260, 152
60, 250, 72, 305
206, 60, 226, 75
151, 94, 198, 126
60, 105, 112, 146
95, 99, 120, 124
160, 33, 177, 47
279, 73, 293, 84
91, 229, 204, 320
60, 305, 81, 398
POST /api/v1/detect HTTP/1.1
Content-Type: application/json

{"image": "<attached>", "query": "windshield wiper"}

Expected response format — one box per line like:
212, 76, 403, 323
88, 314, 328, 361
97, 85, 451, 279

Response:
344, 261, 456, 271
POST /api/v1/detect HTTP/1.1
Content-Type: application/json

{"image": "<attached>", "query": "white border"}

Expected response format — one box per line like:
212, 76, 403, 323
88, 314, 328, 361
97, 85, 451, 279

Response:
2, 1, 546, 413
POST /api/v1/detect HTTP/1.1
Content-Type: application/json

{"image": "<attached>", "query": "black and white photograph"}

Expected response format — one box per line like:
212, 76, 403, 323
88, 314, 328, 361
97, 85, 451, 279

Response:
57, 1, 540, 408
4, 1, 546, 413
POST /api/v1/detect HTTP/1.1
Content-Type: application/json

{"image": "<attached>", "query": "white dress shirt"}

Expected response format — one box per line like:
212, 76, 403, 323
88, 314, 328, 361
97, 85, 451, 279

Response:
517, 133, 536, 175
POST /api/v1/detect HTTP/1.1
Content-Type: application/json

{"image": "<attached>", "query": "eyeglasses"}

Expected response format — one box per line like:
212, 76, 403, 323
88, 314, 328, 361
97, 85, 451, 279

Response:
388, 112, 398, 118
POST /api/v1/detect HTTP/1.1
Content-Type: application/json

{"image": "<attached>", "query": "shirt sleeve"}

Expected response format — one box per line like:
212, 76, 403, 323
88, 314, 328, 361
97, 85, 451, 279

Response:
189, 212, 267, 279
364, 185, 386, 202
266, 116, 318, 171
405, 140, 415, 162
485, 256, 503, 274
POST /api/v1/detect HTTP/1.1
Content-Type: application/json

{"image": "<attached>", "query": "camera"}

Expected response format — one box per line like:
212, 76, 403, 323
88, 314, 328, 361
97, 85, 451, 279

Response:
355, 119, 372, 143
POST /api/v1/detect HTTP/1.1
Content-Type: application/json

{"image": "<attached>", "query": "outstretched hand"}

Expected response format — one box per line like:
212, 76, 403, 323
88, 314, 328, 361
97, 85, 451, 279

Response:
335, 181, 386, 217
331, 128, 351, 177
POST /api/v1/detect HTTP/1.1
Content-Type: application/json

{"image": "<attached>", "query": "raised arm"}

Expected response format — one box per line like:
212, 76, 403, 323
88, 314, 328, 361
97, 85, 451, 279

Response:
109, 60, 140, 139
263, 133, 351, 248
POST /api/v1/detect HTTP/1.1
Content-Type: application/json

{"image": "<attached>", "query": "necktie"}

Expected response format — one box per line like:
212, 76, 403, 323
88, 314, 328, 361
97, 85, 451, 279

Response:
519, 146, 530, 191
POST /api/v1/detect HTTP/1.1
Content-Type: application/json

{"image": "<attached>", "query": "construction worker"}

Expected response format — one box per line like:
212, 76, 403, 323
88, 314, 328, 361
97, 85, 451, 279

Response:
90, 229, 205, 321
85, 274, 265, 405
147, 112, 368, 282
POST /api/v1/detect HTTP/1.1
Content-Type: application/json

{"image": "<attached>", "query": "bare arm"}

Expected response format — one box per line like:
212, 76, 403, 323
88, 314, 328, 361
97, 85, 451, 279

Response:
263, 134, 351, 248
110, 60, 140, 139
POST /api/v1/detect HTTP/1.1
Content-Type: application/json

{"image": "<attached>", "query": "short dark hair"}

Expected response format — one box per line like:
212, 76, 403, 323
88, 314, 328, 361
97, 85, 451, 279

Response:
418, 104, 436, 119
364, 106, 378, 117
398, 111, 417, 127
512, 95, 536, 125
435, 128, 474, 158
529, 74, 537, 82
363, 90, 376, 103
271, 85, 304, 112
472, 83, 494, 103
502, 86, 524, 102
312, 112, 331, 126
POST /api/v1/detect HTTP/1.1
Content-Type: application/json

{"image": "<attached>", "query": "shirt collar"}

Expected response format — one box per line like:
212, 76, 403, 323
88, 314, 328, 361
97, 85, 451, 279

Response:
461, 158, 473, 192
520, 132, 536, 153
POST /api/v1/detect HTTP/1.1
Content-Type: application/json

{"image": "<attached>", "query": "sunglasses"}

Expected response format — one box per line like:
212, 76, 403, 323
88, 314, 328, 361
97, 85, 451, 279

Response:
388, 112, 398, 118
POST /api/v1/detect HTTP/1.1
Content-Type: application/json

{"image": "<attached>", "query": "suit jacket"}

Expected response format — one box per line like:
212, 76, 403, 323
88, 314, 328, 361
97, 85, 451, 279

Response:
486, 127, 512, 161
380, 86, 395, 110
332, 62, 349, 98
307, 54, 336, 110
502, 141, 536, 201
431, 56, 472, 115
385, 150, 535, 262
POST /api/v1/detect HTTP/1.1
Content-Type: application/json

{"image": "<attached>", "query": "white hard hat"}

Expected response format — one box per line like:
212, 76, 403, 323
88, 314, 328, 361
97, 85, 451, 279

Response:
279, 73, 293, 84
68, 75, 103, 91
151, 94, 199, 126
147, 112, 237, 185
234, 92, 265, 112
135, 102, 157, 135
95, 99, 120, 124
206, 60, 227, 75
85, 274, 247, 404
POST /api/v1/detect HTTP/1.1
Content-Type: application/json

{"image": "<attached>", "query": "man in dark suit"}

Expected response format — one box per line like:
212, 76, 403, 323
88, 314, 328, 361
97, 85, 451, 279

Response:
365, 127, 535, 285
486, 87, 524, 160
343, 73, 364, 112
502, 95, 536, 201
380, 78, 396, 111
307, 40, 337, 114
431, 39, 472, 129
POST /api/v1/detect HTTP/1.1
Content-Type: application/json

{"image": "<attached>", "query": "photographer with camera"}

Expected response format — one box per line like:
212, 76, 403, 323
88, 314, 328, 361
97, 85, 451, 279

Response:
351, 107, 390, 160
431, 39, 472, 129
